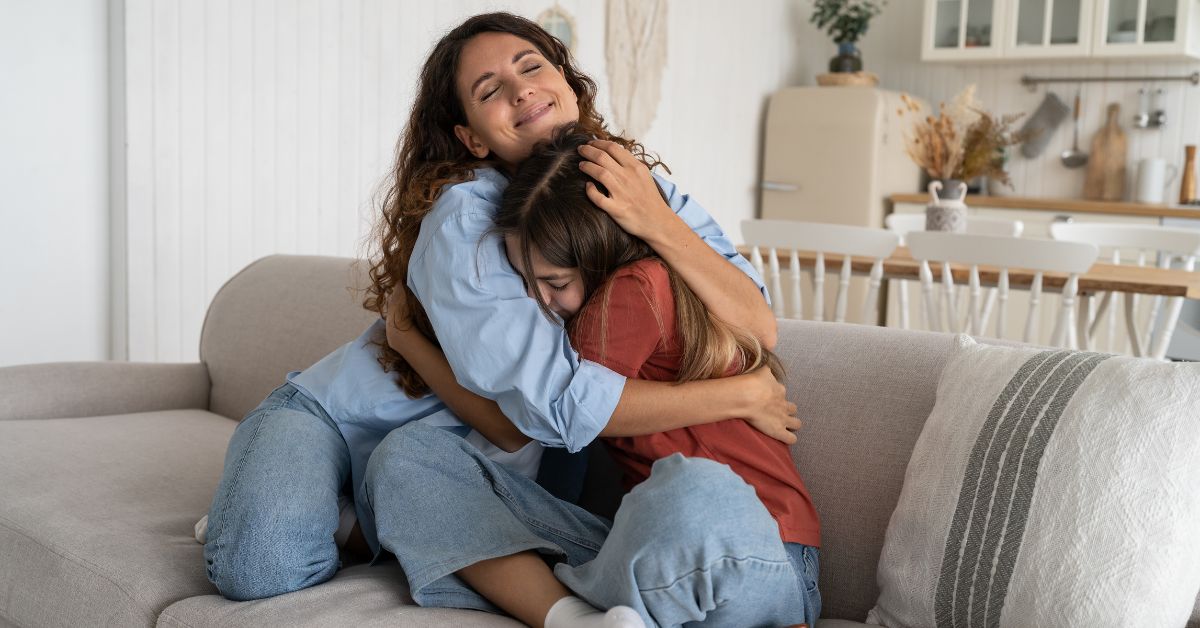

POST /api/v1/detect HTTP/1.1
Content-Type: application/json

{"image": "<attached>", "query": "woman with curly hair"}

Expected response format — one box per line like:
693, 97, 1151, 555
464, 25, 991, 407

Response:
203, 12, 799, 624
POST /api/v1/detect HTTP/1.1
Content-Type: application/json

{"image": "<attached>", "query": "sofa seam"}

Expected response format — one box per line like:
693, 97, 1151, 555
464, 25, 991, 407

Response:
0, 514, 158, 625
155, 606, 199, 628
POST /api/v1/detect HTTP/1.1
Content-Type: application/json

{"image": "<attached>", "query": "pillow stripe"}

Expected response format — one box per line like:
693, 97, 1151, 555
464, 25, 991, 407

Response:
937, 350, 1111, 628
955, 351, 1089, 628
981, 353, 1111, 626
965, 352, 1105, 628
934, 349, 1065, 628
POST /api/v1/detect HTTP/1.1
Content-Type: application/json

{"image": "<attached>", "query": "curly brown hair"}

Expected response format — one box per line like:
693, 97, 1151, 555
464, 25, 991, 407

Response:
365, 12, 659, 398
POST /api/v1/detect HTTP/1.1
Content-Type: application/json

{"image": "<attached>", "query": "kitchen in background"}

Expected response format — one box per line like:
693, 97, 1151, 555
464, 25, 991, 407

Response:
763, 0, 1200, 359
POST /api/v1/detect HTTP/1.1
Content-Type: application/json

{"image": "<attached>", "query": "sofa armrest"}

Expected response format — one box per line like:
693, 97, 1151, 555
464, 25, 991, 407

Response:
0, 362, 211, 421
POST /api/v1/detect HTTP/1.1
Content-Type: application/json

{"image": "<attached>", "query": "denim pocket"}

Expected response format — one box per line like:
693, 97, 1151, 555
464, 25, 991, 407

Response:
803, 546, 820, 593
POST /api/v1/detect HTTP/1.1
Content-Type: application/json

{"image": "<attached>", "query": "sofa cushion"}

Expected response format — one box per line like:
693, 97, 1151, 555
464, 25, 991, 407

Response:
869, 337, 1200, 627
0, 410, 234, 627
158, 563, 521, 627
200, 255, 378, 421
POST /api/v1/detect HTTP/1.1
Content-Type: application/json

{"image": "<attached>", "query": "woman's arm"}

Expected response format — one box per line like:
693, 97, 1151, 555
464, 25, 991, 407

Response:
608, 369, 799, 444
386, 291, 531, 453
387, 291, 797, 446
578, 140, 778, 349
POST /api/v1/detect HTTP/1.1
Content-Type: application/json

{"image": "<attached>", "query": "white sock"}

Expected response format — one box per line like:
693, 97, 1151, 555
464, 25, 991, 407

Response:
544, 596, 646, 628
333, 493, 357, 547
194, 514, 208, 544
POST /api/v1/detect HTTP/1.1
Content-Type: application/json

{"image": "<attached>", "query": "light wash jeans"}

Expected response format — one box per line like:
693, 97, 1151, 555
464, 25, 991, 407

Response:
204, 383, 352, 600
365, 421, 821, 628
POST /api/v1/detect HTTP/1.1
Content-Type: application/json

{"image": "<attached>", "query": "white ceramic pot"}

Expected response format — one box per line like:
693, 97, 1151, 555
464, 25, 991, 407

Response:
925, 179, 968, 232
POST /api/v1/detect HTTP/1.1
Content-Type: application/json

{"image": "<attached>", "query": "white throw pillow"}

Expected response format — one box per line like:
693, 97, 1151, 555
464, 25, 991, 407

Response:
868, 336, 1200, 628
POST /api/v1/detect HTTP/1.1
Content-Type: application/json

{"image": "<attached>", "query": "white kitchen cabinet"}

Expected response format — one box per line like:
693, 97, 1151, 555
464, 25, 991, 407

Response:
1005, 0, 1094, 58
923, 0, 1008, 60
1093, 0, 1200, 58
922, 0, 1200, 60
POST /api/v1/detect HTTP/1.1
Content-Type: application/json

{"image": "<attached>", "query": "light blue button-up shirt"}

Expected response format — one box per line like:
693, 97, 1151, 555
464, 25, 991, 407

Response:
290, 167, 767, 553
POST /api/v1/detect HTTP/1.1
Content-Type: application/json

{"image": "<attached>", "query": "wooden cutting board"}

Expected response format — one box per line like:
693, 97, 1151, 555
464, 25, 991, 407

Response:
1083, 103, 1127, 201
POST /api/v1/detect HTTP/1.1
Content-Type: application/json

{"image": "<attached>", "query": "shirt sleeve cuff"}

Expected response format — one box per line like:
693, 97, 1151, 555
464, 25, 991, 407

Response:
559, 360, 626, 452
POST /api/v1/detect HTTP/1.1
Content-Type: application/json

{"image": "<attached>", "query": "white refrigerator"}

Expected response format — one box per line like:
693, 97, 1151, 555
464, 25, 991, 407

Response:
757, 86, 920, 323
760, 86, 919, 228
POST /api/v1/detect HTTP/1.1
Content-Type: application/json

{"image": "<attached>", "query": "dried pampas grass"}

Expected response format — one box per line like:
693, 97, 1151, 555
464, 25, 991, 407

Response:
899, 85, 1026, 187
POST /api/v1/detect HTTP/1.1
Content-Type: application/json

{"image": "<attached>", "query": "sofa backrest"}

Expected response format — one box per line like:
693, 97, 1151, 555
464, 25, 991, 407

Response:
200, 255, 377, 421
776, 320, 953, 620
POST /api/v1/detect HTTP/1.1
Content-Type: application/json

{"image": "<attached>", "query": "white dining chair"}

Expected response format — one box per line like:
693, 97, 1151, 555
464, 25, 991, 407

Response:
741, 219, 900, 324
1050, 222, 1200, 360
906, 231, 1099, 348
884, 214, 1025, 330
884, 213, 1025, 241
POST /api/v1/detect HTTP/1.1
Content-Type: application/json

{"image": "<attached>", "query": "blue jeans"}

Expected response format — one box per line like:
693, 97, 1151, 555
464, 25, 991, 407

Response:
204, 383, 352, 600
365, 421, 821, 627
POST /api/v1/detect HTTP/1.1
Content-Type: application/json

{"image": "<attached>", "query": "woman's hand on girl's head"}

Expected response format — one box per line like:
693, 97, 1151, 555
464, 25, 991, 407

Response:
738, 366, 803, 445
578, 140, 678, 243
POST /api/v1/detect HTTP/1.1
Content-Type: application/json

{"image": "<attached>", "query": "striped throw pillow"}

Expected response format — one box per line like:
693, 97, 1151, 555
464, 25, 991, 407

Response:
868, 335, 1200, 628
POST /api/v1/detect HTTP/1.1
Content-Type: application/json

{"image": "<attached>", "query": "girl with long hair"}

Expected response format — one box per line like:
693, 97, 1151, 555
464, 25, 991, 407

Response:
382, 126, 820, 627
204, 11, 799, 619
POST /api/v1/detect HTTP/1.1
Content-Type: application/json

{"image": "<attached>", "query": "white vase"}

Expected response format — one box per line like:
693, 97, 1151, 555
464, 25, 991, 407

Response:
925, 179, 968, 232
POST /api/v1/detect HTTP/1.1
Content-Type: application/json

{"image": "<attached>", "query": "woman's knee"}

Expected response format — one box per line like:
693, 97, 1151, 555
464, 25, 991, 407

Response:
205, 401, 349, 600
204, 501, 341, 600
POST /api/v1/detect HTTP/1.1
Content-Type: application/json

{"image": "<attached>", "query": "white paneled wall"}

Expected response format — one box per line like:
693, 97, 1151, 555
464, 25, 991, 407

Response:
0, 0, 109, 367
860, 9, 1200, 199
122, 0, 809, 362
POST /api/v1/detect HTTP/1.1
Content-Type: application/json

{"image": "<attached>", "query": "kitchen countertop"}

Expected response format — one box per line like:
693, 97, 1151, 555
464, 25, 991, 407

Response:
889, 193, 1200, 220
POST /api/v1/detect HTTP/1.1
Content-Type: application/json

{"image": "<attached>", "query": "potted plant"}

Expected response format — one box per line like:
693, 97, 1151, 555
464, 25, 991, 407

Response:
810, 0, 885, 74
898, 85, 1026, 231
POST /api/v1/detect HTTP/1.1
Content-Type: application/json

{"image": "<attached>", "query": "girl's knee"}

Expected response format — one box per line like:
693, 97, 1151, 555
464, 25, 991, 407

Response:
620, 455, 776, 541
364, 422, 474, 494
639, 455, 757, 506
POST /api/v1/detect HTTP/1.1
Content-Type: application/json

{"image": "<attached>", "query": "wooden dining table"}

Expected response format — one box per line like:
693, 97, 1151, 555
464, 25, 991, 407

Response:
736, 245, 1200, 299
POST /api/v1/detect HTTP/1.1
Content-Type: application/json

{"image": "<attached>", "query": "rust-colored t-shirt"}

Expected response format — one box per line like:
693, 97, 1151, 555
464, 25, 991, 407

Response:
569, 258, 820, 547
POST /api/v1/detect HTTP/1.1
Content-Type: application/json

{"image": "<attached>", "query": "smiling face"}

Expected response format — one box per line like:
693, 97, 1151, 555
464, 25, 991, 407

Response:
504, 234, 586, 320
453, 32, 581, 166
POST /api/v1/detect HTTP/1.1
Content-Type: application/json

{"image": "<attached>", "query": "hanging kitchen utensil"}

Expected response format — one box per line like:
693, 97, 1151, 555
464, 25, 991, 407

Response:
1083, 103, 1127, 201
1061, 90, 1089, 168
1018, 92, 1070, 159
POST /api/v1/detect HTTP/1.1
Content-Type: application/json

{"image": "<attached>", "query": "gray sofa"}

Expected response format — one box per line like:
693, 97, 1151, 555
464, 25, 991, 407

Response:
1, 255, 1196, 628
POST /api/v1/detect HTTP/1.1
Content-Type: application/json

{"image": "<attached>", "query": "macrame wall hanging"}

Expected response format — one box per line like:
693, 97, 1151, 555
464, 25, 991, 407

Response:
605, 0, 667, 139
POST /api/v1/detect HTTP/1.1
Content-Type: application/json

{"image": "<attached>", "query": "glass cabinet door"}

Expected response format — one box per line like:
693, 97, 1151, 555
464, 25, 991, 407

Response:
933, 0, 963, 48
1104, 0, 1180, 44
925, 0, 1005, 59
1106, 0, 1142, 45
1096, 0, 1186, 55
1143, 0, 1180, 43
965, 0, 997, 48
1011, 0, 1089, 55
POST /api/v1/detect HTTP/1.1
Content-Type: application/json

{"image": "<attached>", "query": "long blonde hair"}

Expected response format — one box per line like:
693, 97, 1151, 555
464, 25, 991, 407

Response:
494, 126, 783, 383
365, 12, 658, 397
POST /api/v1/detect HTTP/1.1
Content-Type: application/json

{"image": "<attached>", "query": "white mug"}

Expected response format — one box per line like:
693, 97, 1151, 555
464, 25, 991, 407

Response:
1135, 158, 1179, 204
